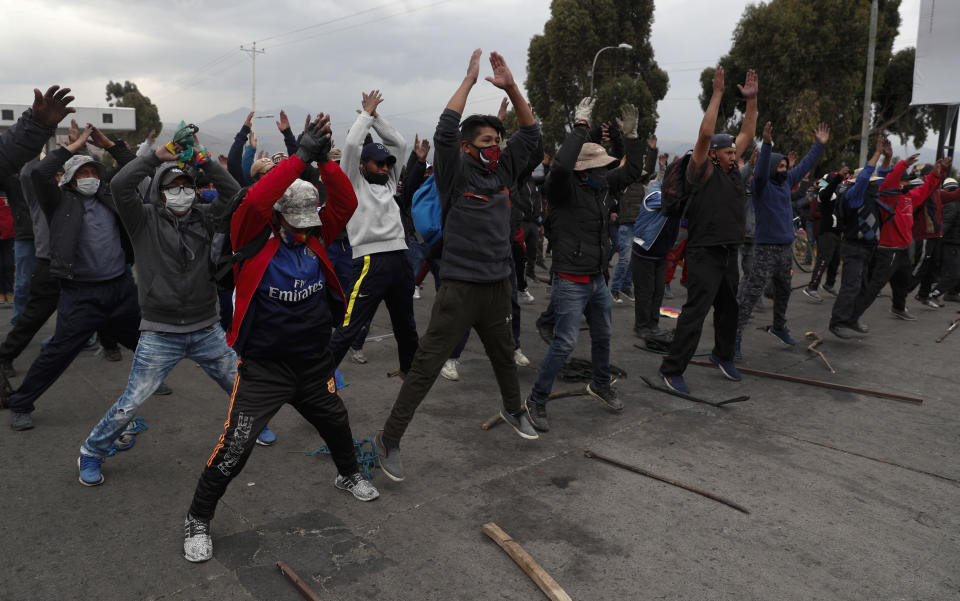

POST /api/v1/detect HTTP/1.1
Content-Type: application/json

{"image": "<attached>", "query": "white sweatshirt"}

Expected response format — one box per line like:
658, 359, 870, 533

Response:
341, 111, 407, 258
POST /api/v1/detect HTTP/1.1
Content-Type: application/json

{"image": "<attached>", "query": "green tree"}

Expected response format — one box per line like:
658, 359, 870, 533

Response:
696, 0, 934, 168
525, 0, 668, 151
105, 81, 162, 146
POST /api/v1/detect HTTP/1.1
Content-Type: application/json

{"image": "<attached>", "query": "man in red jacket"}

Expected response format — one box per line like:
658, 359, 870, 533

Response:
183, 115, 376, 564
849, 155, 948, 325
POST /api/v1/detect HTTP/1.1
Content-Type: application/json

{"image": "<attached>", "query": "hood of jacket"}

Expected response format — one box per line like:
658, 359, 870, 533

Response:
59, 154, 105, 188
149, 161, 195, 208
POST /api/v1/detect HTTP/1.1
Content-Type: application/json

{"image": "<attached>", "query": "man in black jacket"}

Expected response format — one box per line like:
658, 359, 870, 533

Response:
76, 132, 244, 486
374, 50, 541, 482
523, 98, 644, 432
5, 125, 141, 431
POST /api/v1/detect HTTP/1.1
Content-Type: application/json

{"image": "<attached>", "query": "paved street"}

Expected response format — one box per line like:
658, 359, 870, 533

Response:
2, 268, 958, 601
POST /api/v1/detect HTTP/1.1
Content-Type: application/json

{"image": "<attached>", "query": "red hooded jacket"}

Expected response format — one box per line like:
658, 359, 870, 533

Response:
227, 155, 358, 347
877, 160, 942, 249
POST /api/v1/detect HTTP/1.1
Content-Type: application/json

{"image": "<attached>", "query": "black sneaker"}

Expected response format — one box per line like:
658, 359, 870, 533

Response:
586, 382, 623, 411
97, 346, 122, 362
10, 410, 32, 431
499, 408, 539, 439
829, 323, 859, 339
0, 359, 17, 378
374, 430, 405, 482
334, 472, 379, 501
822, 284, 838, 297
621, 289, 635, 302
610, 291, 623, 304
153, 382, 173, 396
183, 514, 213, 562
524, 396, 550, 432
851, 321, 870, 334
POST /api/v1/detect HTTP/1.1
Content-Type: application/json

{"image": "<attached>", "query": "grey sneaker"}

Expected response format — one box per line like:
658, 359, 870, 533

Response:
350, 349, 368, 364
821, 284, 838, 297
335, 472, 380, 502
851, 321, 870, 334
891, 307, 918, 321
802, 287, 823, 303
586, 382, 623, 411
374, 430, 404, 482
10, 411, 32, 431
183, 514, 213, 563
524, 396, 550, 432
97, 346, 122, 362
499, 408, 539, 440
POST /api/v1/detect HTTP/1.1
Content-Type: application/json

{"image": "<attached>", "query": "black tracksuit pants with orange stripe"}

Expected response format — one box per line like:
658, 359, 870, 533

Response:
328, 250, 418, 372
188, 350, 356, 520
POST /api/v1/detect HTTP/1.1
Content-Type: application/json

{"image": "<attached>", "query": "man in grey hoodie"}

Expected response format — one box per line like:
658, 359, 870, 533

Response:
76, 133, 244, 486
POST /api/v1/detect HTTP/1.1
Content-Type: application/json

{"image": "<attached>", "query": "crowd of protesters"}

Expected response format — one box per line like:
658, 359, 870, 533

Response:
0, 48, 956, 564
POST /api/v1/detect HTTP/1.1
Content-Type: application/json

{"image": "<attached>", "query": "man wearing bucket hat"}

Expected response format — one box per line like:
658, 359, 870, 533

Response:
523, 98, 646, 432
183, 114, 377, 564
75, 129, 244, 486
5, 124, 141, 431
657, 65, 758, 395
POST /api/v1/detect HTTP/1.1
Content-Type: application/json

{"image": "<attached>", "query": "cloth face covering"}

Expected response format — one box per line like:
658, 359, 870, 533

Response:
164, 188, 196, 212
75, 177, 99, 196
473, 144, 500, 171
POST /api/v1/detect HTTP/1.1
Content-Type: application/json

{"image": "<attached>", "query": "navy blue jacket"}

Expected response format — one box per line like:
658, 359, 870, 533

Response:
752, 141, 824, 244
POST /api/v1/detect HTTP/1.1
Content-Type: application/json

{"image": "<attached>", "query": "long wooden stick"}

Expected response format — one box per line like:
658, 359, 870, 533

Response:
277, 561, 323, 601
482, 522, 572, 601
687, 360, 922, 404
936, 318, 960, 343
584, 450, 750, 514
804, 331, 836, 374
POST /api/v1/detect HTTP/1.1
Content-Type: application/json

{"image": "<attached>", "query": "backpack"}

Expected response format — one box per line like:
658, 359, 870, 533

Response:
839, 184, 897, 244
208, 186, 272, 290
658, 152, 696, 218
411, 174, 441, 247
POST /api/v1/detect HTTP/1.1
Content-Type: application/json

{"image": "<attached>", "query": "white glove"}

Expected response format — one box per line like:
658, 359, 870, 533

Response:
574, 97, 596, 124
617, 103, 639, 139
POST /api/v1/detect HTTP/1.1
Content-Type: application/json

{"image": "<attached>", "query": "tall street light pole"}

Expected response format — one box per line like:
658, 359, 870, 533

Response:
590, 43, 633, 97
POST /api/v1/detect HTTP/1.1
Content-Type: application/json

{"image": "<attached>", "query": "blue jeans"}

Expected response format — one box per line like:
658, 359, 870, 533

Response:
610, 225, 633, 293
530, 275, 612, 403
80, 324, 237, 459
406, 235, 440, 291
12, 240, 35, 324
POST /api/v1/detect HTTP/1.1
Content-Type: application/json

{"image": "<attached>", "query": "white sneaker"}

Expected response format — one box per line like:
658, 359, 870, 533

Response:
440, 359, 460, 381
412, 285, 422, 300
335, 473, 380, 501
183, 514, 213, 563
514, 348, 530, 367
519, 289, 535, 304
350, 349, 368, 364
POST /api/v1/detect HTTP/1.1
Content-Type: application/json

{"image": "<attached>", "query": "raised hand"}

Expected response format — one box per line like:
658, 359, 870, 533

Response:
276, 109, 290, 132
814, 123, 830, 145
67, 119, 81, 144
787, 150, 798, 168
601, 122, 611, 143
361, 90, 384, 117
574, 97, 596, 126
87, 125, 115, 149
465, 48, 482, 84
413, 134, 430, 162
648, 134, 658, 149
296, 113, 332, 164
905, 152, 921, 167
497, 97, 509, 122
32, 85, 76, 127
737, 69, 758, 100
762, 121, 772, 144
712, 65, 725, 96
66, 124, 94, 153
244, 111, 254, 129
616, 103, 639, 139
485, 51, 516, 90
249, 130, 258, 149
936, 156, 953, 175
155, 143, 180, 162
217, 154, 228, 168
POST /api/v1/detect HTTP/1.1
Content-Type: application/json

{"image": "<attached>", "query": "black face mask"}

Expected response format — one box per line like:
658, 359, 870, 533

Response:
771, 171, 787, 184
363, 171, 389, 186
583, 167, 608, 190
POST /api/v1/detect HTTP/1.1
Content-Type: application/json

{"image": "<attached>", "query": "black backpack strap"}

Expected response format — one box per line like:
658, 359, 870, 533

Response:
212, 226, 272, 283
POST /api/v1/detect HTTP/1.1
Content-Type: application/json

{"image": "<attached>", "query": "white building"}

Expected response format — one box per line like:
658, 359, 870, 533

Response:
0, 104, 136, 150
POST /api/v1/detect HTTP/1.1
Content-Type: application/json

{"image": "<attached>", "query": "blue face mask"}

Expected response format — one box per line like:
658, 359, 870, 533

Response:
583, 168, 607, 190
199, 189, 218, 203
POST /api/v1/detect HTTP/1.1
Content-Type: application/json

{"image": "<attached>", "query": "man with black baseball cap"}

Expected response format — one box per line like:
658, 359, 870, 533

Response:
658, 65, 758, 395
328, 89, 419, 376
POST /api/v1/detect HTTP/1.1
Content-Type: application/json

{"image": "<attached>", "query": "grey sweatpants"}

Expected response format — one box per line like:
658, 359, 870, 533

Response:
736, 243, 793, 338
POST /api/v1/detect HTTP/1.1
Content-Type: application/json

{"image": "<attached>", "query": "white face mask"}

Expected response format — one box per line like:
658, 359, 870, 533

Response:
75, 177, 99, 196
164, 187, 196, 213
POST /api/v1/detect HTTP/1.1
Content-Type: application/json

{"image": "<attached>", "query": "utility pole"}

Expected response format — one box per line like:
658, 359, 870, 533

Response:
240, 42, 265, 129
859, 0, 878, 165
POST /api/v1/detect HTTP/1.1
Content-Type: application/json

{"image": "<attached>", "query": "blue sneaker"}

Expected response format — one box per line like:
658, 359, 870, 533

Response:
658, 370, 690, 394
256, 425, 277, 446
709, 353, 742, 382
734, 337, 742, 361
768, 326, 796, 346
77, 456, 104, 486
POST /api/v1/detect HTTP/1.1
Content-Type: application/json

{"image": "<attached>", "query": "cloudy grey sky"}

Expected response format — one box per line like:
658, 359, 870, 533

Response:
2, 0, 922, 148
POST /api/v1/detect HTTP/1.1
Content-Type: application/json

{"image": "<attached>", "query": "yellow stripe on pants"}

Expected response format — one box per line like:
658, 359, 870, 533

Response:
342, 255, 371, 327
